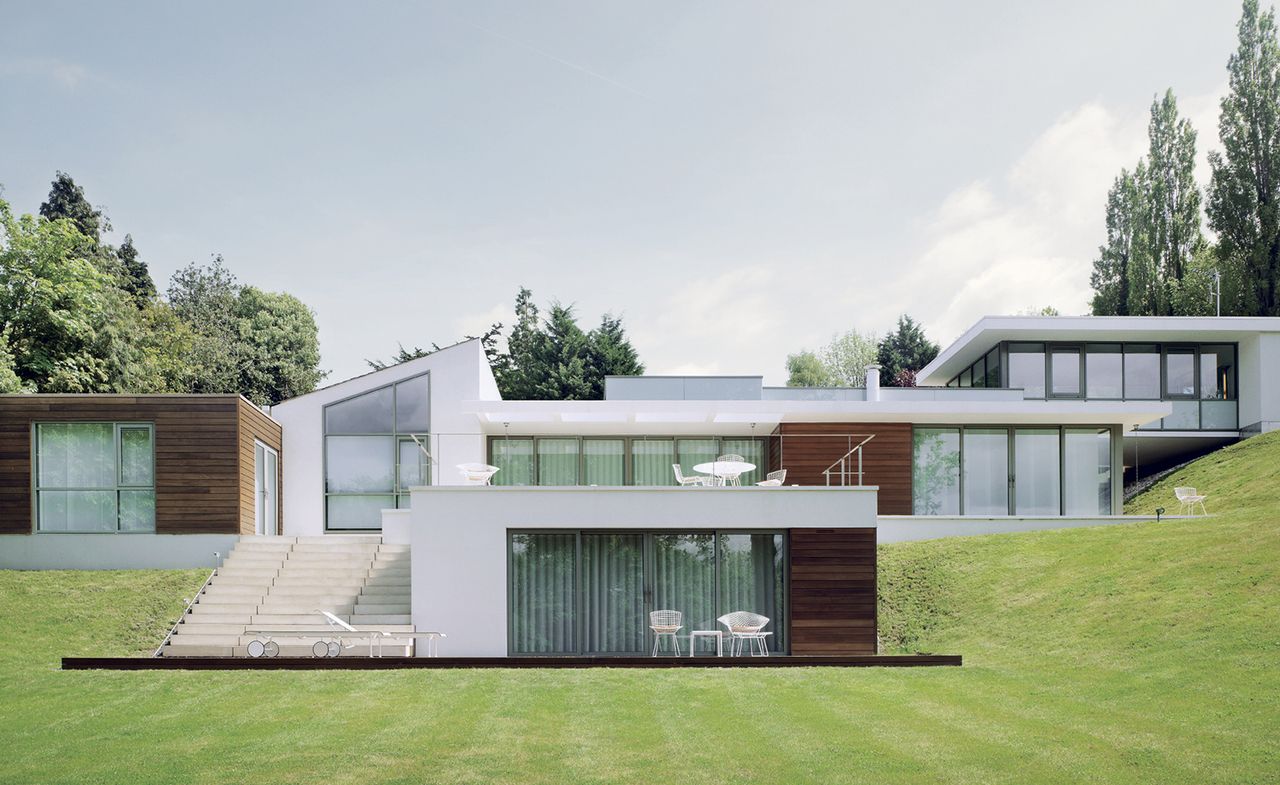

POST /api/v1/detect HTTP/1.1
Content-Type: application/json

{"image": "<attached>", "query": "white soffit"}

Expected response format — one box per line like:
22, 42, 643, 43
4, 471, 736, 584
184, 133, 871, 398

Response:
712, 412, 784, 424
634, 412, 709, 423
560, 412, 631, 423
479, 412, 556, 423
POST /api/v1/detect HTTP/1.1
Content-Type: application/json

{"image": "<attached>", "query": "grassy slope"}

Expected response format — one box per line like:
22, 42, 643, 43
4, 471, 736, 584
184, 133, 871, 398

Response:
1, 434, 1277, 784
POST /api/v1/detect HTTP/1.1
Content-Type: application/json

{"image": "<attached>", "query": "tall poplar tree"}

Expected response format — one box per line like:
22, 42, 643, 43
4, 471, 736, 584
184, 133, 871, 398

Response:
1147, 89, 1204, 313
1090, 169, 1146, 315
1207, 0, 1280, 316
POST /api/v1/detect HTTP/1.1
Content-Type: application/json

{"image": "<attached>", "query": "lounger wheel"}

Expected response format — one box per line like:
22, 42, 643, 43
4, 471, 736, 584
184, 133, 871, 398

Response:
246, 640, 266, 658
312, 640, 329, 658
262, 640, 279, 658
327, 641, 342, 658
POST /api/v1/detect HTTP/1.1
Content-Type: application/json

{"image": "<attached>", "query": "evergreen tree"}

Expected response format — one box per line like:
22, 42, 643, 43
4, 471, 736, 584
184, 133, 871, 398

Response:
532, 304, 593, 400
1147, 90, 1204, 313
586, 314, 644, 397
876, 315, 939, 387
500, 287, 542, 400
116, 235, 156, 304
1207, 0, 1280, 315
39, 171, 107, 243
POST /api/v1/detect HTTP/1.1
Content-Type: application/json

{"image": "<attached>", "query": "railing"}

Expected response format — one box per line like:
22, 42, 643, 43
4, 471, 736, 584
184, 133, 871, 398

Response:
822, 435, 876, 486
152, 564, 220, 657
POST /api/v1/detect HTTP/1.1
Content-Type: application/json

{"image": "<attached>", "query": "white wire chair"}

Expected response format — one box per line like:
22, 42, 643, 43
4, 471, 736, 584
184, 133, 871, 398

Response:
1174, 486, 1208, 515
672, 464, 707, 486
756, 469, 787, 486
649, 609, 683, 656
457, 463, 500, 485
716, 454, 746, 462
717, 611, 772, 656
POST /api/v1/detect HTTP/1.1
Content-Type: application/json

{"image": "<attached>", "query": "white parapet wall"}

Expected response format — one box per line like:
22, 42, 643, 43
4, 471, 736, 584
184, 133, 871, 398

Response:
396, 485, 878, 657
0, 534, 240, 570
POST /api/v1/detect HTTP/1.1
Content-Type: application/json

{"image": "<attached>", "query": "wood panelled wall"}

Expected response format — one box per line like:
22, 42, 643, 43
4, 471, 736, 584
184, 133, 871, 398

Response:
237, 399, 282, 535
770, 422, 912, 514
0, 395, 281, 536
789, 528, 877, 655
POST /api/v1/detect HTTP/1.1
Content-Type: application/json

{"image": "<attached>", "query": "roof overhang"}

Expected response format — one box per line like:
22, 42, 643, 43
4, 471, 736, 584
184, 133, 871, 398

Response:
918, 316, 1280, 386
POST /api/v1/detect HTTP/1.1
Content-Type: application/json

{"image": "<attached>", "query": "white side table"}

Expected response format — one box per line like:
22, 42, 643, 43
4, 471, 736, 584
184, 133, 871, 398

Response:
688, 630, 723, 657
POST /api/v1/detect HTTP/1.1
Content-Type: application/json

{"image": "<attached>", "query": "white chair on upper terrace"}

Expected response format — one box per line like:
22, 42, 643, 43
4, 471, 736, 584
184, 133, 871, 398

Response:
756, 469, 787, 486
457, 463, 500, 485
1174, 486, 1208, 516
672, 464, 707, 487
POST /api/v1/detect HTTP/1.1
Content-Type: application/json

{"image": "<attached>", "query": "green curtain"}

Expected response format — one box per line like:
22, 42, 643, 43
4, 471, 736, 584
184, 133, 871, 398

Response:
720, 438, 764, 485
510, 533, 576, 653
631, 439, 676, 485
536, 438, 579, 485
718, 533, 786, 652
583, 440, 625, 485
491, 439, 534, 486
677, 439, 718, 480
652, 534, 716, 651
581, 534, 645, 652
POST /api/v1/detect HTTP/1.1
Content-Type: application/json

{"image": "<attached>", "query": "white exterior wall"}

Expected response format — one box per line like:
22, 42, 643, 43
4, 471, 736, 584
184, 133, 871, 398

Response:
270, 340, 494, 537
399, 485, 878, 657
0, 534, 239, 570
1239, 332, 1280, 433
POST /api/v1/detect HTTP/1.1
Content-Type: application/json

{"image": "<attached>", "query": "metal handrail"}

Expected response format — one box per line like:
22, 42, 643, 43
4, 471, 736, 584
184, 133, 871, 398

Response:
153, 565, 219, 657
822, 434, 876, 486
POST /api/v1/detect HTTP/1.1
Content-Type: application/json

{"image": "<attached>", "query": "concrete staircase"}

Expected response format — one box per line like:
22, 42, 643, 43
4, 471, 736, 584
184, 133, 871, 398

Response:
157, 535, 415, 657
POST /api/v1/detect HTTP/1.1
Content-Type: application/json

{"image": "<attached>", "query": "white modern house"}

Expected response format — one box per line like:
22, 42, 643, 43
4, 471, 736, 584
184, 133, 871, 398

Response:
4, 315, 1278, 658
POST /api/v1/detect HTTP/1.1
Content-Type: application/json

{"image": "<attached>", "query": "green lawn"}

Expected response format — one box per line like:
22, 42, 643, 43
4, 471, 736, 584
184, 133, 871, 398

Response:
2, 434, 1278, 784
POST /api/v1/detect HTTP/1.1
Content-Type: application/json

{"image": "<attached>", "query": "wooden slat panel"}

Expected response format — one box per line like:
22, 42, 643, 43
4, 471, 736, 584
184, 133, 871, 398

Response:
772, 423, 912, 514
0, 395, 258, 535
236, 398, 283, 536
788, 528, 877, 655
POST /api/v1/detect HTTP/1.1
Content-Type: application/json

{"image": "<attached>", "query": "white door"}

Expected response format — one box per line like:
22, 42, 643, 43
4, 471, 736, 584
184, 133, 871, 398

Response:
255, 442, 279, 536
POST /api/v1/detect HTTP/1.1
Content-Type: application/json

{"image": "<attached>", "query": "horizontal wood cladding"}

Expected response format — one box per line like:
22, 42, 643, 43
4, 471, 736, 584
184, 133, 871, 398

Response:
772, 422, 912, 514
788, 528, 877, 655
237, 399, 282, 536
0, 395, 275, 535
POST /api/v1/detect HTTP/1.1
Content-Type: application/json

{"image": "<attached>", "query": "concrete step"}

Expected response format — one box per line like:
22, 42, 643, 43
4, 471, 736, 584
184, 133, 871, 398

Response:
266, 585, 363, 597
251, 613, 339, 625
377, 544, 410, 553
192, 601, 260, 615
181, 612, 252, 625
221, 558, 285, 569
203, 584, 271, 596
294, 535, 381, 545
352, 614, 411, 624
241, 623, 416, 633
199, 592, 269, 605
363, 575, 411, 585
173, 623, 246, 635
215, 567, 280, 580
291, 543, 381, 554
160, 643, 235, 657
273, 568, 382, 580
359, 585, 411, 596
260, 594, 360, 606
261, 603, 356, 615
354, 603, 409, 614
233, 540, 295, 551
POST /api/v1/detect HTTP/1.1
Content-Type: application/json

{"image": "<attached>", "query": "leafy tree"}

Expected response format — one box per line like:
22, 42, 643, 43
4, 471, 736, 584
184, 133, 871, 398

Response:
116, 235, 156, 304
39, 171, 107, 243
167, 257, 242, 394
1019, 305, 1061, 316
1090, 169, 1143, 315
785, 350, 833, 387
877, 315, 939, 387
233, 287, 325, 405
1207, 0, 1280, 315
820, 329, 879, 386
1147, 90, 1204, 313
0, 331, 29, 392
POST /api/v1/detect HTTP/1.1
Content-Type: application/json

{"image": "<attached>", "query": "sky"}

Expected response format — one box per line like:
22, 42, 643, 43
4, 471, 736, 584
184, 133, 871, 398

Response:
0, 1, 1245, 385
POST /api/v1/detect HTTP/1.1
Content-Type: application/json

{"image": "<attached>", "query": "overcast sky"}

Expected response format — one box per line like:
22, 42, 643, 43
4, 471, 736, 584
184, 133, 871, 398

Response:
0, 1, 1245, 385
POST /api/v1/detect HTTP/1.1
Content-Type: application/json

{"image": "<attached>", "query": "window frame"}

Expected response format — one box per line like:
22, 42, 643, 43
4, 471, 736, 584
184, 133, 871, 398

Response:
487, 434, 771, 487
32, 421, 156, 534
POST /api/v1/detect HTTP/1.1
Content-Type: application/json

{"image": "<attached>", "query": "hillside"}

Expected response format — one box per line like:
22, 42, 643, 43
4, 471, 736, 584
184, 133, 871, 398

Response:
1, 434, 1277, 783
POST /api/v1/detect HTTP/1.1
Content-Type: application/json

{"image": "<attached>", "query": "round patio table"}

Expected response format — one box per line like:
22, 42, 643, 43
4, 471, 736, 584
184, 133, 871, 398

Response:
692, 460, 755, 485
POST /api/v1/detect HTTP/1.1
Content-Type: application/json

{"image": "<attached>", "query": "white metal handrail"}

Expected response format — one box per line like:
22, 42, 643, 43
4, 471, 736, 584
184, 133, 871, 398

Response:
822, 434, 876, 486
153, 566, 219, 657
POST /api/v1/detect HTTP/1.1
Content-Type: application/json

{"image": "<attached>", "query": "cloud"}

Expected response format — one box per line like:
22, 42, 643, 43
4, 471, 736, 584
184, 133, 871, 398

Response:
0, 58, 94, 89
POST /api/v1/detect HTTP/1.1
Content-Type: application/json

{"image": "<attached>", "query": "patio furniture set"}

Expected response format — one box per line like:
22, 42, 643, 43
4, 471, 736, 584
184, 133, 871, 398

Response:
455, 457, 788, 487
649, 609, 774, 657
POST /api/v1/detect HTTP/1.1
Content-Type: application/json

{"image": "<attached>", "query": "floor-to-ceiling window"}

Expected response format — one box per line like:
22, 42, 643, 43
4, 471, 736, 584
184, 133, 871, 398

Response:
34, 422, 155, 532
1063, 428, 1112, 515
1014, 428, 1061, 515
323, 372, 430, 530
912, 428, 960, 515
490, 436, 769, 487
962, 428, 1009, 515
508, 530, 787, 655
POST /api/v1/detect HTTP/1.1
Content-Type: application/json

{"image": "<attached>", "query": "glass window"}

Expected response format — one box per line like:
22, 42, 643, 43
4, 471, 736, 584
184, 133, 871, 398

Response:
1063, 428, 1111, 515
677, 439, 719, 479
536, 438, 580, 485
912, 428, 960, 515
1123, 345, 1161, 399
582, 440, 625, 485
959, 368, 972, 388
1164, 400, 1200, 430
1014, 429, 1060, 515
35, 423, 155, 533
581, 533, 646, 653
397, 438, 430, 491
324, 386, 394, 434
652, 534, 716, 652
491, 439, 534, 486
631, 440, 676, 485
325, 436, 394, 493
962, 428, 1009, 515
1050, 348, 1082, 397
984, 348, 1001, 388
1008, 343, 1046, 398
718, 533, 787, 653
394, 375, 430, 432
1201, 400, 1238, 430
509, 533, 578, 654
1165, 348, 1196, 398
720, 438, 765, 485
1199, 345, 1235, 400
1085, 344, 1123, 399
971, 357, 986, 388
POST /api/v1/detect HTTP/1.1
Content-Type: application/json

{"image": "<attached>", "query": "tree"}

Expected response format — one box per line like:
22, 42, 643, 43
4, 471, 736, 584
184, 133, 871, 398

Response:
1207, 0, 1280, 315
0, 331, 28, 392
167, 257, 242, 394
785, 350, 833, 386
1091, 170, 1146, 316
531, 303, 593, 400
233, 287, 325, 405
39, 171, 107, 243
367, 323, 507, 372
501, 287, 542, 400
116, 235, 156, 304
585, 314, 644, 398
877, 315, 939, 386
820, 329, 879, 386
1147, 90, 1204, 313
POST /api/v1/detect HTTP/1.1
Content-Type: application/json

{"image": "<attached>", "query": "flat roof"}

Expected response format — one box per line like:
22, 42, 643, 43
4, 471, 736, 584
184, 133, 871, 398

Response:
918, 315, 1280, 385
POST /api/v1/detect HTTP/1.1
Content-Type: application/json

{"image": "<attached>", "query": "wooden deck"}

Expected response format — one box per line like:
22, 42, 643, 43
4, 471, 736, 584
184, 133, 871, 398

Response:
63, 654, 961, 670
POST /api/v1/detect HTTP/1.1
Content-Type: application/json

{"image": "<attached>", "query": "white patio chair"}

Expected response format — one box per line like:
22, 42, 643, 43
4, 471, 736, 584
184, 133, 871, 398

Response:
457, 463, 500, 485
649, 609, 683, 656
716, 454, 746, 462
717, 611, 772, 657
1174, 486, 1208, 516
756, 469, 787, 486
672, 464, 707, 486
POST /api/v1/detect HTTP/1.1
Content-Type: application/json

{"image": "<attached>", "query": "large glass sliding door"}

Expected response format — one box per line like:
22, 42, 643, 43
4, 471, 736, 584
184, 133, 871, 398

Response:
508, 531, 787, 655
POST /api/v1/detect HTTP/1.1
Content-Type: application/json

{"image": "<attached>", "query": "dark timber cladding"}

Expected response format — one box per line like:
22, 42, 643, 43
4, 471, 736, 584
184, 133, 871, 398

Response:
788, 528, 877, 655
770, 422, 912, 514
0, 395, 282, 535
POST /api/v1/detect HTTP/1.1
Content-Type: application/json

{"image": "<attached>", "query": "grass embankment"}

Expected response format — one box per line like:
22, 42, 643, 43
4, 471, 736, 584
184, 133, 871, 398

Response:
1, 433, 1278, 784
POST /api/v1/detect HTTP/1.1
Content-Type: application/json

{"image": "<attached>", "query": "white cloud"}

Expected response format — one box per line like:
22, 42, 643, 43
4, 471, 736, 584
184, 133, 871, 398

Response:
0, 58, 93, 89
